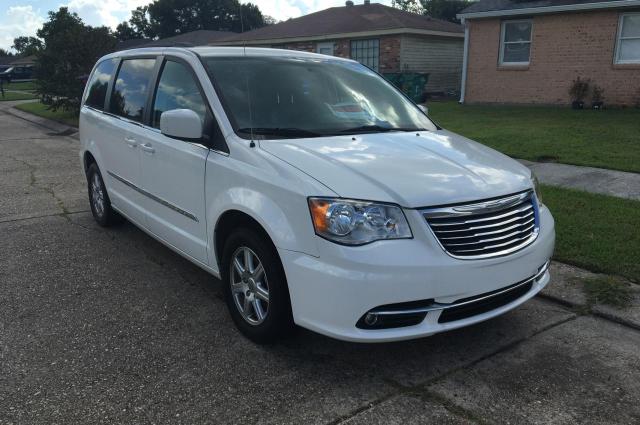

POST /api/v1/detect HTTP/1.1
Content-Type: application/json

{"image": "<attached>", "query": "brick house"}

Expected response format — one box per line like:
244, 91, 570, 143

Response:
215, 1, 464, 95
458, 0, 640, 106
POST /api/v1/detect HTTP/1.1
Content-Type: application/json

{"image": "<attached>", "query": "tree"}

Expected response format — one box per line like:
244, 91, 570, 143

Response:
0, 48, 14, 57
12, 36, 44, 56
263, 15, 278, 26
114, 21, 140, 41
421, 0, 472, 23
392, 0, 472, 23
126, 0, 266, 39
35, 7, 116, 111
129, 6, 152, 38
391, 0, 424, 14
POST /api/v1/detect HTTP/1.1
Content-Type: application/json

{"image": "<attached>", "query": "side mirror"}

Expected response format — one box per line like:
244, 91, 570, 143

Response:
160, 109, 203, 141
418, 104, 428, 115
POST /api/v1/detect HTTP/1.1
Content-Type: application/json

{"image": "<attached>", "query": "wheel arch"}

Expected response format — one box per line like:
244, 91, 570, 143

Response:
83, 150, 97, 178
214, 209, 279, 272
207, 187, 319, 272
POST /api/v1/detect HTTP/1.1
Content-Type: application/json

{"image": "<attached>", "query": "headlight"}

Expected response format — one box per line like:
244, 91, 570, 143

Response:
308, 198, 412, 245
531, 171, 542, 205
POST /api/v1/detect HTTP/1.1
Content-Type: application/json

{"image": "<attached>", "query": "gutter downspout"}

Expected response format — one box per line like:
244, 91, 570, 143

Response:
459, 18, 469, 104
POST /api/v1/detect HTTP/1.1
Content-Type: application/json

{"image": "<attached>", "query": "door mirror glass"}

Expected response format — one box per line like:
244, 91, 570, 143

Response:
418, 104, 428, 115
160, 109, 203, 140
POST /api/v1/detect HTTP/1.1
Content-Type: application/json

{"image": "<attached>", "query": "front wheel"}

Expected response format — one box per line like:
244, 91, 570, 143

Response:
221, 227, 294, 344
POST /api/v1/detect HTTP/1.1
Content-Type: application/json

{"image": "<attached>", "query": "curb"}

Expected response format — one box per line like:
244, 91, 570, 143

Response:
542, 261, 640, 330
6, 104, 78, 138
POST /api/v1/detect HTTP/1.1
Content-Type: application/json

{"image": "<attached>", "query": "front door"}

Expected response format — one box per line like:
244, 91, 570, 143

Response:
138, 59, 211, 264
101, 57, 157, 225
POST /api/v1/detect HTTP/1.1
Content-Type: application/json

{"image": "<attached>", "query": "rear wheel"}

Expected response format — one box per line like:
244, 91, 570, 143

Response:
221, 227, 294, 344
87, 163, 121, 227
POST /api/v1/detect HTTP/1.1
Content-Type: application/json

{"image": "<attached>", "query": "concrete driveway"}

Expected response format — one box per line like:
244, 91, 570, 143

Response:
1, 104, 639, 425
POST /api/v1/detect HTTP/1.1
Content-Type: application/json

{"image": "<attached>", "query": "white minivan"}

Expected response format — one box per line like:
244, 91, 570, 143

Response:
80, 47, 554, 343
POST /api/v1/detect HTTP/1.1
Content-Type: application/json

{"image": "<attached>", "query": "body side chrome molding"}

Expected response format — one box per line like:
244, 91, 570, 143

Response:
371, 261, 549, 316
107, 171, 199, 222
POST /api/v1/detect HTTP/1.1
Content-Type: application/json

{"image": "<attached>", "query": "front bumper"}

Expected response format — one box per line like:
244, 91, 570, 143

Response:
280, 205, 555, 342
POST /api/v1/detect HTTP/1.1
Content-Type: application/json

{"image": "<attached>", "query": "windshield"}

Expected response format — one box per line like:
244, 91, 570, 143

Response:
202, 56, 437, 139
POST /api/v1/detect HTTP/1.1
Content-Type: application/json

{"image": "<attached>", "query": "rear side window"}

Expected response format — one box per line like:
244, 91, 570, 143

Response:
151, 60, 207, 128
110, 58, 156, 123
84, 59, 117, 110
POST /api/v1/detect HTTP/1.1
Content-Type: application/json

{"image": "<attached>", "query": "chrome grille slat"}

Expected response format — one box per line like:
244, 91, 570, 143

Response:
422, 191, 539, 259
452, 233, 534, 253
438, 218, 535, 240
427, 203, 533, 226
431, 211, 534, 233
443, 224, 536, 247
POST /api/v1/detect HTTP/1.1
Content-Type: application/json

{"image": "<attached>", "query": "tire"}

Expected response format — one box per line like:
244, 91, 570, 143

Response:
221, 227, 294, 344
87, 163, 121, 227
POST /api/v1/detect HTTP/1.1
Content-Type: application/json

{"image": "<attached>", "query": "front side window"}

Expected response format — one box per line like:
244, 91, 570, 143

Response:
616, 13, 640, 64
110, 58, 156, 123
84, 58, 117, 110
350, 39, 379, 71
152, 60, 207, 128
203, 56, 436, 139
500, 20, 532, 65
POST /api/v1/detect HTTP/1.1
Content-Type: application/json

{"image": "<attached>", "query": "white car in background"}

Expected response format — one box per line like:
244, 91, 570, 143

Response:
79, 47, 554, 343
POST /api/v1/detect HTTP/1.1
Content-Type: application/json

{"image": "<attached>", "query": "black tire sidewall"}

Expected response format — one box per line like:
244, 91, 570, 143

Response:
221, 227, 294, 344
87, 163, 117, 227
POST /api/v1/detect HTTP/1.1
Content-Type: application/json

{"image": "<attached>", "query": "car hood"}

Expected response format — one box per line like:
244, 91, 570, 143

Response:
260, 130, 532, 208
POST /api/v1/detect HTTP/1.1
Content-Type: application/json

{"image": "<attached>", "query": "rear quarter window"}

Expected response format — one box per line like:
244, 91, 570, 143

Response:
84, 59, 117, 110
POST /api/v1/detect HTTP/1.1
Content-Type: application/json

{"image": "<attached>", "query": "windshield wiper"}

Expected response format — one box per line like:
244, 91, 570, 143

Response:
237, 127, 323, 138
338, 125, 425, 134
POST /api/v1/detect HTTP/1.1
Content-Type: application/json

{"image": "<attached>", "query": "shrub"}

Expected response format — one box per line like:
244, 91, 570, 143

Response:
569, 77, 590, 102
592, 85, 605, 104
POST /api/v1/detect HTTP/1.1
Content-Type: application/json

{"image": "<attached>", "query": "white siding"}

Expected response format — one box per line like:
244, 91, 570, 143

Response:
400, 35, 464, 93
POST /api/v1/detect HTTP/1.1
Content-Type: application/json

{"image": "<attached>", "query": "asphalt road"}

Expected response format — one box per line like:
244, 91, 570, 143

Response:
1, 103, 639, 424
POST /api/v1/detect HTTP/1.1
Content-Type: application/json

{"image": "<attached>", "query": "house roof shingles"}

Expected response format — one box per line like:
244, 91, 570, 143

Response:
461, 0, 631, 15
219, 3, 463, 43
146, 30, 236, 46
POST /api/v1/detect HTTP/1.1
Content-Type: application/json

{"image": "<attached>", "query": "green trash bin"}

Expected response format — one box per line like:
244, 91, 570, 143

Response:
382, 73, 429, 103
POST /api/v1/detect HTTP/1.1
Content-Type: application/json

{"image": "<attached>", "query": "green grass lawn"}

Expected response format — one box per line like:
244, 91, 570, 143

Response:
542, 185, 640, 282
428, 102, 640, 173
0, 91, 38, 101
14, 101, 79, 127
4, 81, 36, 91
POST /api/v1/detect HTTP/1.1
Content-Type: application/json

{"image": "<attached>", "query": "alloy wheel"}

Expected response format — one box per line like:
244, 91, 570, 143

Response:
91, 173, 105, 217
230, 246, 270, 325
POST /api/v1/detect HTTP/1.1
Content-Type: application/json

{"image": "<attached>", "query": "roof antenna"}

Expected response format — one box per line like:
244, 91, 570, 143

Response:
239, 3, 256, 147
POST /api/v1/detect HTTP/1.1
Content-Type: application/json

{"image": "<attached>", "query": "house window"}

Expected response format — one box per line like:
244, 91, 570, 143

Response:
350, 39, 379, 71
317, 42, 334, 56
499, 20, 532, 65
616, 13, 640, 64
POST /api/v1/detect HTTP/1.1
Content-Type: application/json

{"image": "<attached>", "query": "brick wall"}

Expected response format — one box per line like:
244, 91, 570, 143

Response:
273, 36, 403, 72
379, 36, 401, 73
465, 10, 640, 106
277, 41, 316, 52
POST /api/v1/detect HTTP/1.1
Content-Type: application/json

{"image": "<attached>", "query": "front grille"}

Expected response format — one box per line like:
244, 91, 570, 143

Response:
422, 191, 538, 259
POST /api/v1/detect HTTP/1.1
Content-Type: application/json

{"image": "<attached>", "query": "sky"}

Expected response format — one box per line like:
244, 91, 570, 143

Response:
1, 0, 394, 51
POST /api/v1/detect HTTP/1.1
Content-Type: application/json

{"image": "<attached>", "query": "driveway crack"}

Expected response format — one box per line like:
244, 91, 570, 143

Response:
328, 314, 579, 425
5, 153, 70, 218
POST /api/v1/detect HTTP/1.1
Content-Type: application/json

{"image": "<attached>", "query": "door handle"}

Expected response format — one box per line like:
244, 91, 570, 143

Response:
140, 143, 155, 154
124, 137, 137, 148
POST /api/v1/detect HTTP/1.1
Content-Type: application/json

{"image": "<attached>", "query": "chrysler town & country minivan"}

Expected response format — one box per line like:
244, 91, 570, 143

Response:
79, 47, 555, 343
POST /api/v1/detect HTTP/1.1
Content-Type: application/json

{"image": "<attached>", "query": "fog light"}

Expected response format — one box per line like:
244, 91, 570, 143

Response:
364, 313, 378, 326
